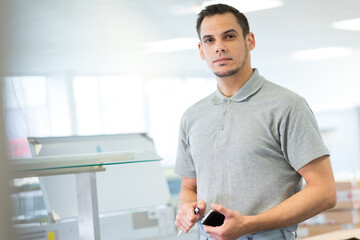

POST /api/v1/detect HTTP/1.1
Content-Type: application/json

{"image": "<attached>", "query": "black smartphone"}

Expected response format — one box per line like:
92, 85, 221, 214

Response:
201, 210, 225, 226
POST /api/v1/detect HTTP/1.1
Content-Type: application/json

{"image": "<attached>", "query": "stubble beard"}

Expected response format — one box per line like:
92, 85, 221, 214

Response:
214, 66, 241, 78
213, 44, 249, 78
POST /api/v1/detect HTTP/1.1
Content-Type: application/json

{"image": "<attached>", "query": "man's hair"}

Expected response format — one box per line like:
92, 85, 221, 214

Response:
196, 3, 250, 39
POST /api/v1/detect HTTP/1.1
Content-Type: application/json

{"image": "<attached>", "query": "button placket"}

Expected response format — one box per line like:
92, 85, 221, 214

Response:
220, 100, 231, 131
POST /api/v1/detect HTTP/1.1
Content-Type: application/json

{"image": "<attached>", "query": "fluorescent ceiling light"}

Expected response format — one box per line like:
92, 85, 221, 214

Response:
171, 0, 283, 16
170, 5, 201, 16
200, 0, 283, 13
144, 38, 199, 53
292, 47, 353, 60
332, 18, 360, 31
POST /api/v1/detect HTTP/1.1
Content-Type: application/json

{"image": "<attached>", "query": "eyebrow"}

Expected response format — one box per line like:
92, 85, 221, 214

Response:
223, 29, 238, 35
202, 29, 239, 41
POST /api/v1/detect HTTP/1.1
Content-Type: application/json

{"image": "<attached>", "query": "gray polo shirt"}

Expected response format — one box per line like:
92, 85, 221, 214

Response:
175, 69, 329, 216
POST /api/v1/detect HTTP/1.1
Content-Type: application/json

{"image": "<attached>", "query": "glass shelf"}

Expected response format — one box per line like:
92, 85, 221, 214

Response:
11, 150, 162, 178
10, 149, 163, 240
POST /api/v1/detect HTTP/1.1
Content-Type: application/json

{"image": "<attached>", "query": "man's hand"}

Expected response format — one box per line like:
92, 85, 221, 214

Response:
203, 203, 249, 240
175, 200, 206, 233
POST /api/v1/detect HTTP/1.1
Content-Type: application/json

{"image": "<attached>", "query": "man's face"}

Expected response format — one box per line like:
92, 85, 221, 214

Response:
198, 13, 255, 78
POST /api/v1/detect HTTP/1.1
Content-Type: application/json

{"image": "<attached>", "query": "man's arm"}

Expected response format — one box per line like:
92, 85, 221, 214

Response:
178, 176, 198, 208
251, 155, 336, 230
204, 155, 337, 239
175, 176, 206, 233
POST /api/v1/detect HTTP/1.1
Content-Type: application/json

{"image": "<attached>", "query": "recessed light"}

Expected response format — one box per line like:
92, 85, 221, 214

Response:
292, 47, 353, 60
171, 0, 283, 16
200, 0, 283, 13
332, 18, 360, 31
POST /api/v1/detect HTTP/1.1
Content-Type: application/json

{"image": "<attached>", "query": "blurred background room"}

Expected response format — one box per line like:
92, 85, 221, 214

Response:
1, 0, 360, 239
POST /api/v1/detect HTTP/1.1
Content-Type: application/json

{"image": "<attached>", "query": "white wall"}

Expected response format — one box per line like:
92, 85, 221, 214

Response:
315, 107, 360, 178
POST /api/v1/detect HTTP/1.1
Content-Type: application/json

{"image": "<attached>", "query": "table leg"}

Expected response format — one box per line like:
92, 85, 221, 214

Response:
75, 172, 101, 240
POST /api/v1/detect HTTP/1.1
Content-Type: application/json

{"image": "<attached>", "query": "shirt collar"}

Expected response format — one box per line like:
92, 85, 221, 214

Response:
211, 69, 265, 104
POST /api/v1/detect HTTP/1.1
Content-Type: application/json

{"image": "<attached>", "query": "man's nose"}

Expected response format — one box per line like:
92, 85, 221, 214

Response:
215, 42, 227, 53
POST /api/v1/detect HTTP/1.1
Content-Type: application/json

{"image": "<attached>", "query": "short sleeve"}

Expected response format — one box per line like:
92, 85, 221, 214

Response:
280, 97, 329, 171
174, 113, 197, 178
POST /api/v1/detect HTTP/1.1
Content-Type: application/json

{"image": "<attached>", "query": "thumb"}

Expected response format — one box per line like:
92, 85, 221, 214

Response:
211, 203, 231, 217
197, 200, 207, 217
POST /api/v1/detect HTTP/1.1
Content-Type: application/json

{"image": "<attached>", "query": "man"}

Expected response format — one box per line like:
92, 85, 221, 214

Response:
174, 3, 336, 240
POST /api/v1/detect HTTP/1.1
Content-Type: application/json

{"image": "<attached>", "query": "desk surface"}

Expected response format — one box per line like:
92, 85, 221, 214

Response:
303, 228, 360, 240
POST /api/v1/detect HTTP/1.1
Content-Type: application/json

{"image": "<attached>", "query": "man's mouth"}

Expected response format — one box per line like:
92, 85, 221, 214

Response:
214, 57, 232, 64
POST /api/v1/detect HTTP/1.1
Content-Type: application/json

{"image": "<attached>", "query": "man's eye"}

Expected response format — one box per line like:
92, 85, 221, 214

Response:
205, 39, 213, 43
226, 35, 235, 39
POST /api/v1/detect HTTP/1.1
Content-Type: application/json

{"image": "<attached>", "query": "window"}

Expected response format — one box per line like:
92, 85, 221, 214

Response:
73, 75, 147, 135
146, 77, 216, 166
3, 76, 48, 158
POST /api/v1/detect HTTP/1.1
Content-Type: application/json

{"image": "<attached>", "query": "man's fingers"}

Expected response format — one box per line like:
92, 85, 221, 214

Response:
177, 210, 192, 228
197, 200, 207, 216
180, 219, 194, 233
175, 217, 191, 233
197, 200, 206, 209
175, 220, 189, 233
175, 208, 198, 233
175, 201, 206, 234
203, 225, 222, 236
211, 203, 230, 217
180, 205, 200, 224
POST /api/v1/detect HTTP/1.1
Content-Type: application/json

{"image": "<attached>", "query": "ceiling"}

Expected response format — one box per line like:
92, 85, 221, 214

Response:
134, 0, 360, 110
2, 0, 360, 110
135, 0, 360, 76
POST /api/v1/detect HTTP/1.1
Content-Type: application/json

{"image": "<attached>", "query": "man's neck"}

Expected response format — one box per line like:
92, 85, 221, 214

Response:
217, 67, 254, 98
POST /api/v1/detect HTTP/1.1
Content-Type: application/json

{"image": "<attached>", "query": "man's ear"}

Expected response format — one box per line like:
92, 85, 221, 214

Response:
198, 42, 205, 60
246, 32, 255, 51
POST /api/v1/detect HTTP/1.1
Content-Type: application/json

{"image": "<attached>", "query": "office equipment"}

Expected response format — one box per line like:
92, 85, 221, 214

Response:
11, 133, 177, 240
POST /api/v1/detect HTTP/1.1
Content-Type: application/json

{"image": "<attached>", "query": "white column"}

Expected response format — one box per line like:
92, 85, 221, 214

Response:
0, 1, 14, 239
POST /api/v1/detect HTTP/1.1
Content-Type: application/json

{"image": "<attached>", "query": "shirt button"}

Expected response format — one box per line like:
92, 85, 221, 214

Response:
227, 100, 231, 104
223, 111, 228, 116
221, 125, 225, 130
